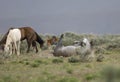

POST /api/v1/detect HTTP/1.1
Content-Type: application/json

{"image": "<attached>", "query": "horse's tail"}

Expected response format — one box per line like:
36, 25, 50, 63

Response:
35, 32, 44, 46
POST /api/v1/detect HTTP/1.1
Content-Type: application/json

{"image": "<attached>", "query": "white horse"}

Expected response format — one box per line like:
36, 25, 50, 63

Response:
80, 38, 95, 62
53, 33, 93, 57
4, 28, 21, 56
53, 34, 81, 57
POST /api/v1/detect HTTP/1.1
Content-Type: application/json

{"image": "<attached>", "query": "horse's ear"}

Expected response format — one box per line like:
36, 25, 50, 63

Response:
60, 34, 64, 38
90, 40, 94, 47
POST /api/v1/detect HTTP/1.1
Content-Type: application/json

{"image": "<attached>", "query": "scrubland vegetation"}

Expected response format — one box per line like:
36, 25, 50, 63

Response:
0, 32, 120, 82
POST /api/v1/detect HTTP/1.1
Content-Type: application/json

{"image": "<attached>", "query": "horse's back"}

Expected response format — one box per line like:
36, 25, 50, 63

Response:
8, 29, 21, 41
19, 27, 35, 33
19, 27, 36, 40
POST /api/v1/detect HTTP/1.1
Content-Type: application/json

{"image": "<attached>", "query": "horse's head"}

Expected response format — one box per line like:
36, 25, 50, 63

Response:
80, 38, 91, 49
47, 36, 58, 46
4, 44, 9, 52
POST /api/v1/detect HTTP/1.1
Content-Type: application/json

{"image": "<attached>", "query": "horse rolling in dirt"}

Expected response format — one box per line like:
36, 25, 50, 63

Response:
53, 34, 81, 57
4, 28, 21, 56
53, 34, 93, 57
19, 27, 44, 53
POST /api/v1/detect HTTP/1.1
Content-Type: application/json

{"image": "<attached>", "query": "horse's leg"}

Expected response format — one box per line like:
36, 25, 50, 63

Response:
13, 41, 18, 55
32, 41, 38, 53
17, 41, 21, 55
12, 42, 16, 54
9, 43, 12, 56
27, 40, 32, 53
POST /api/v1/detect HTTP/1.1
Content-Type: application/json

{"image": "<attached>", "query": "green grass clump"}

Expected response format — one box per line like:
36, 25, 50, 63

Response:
30, 61, 40, 68
68, 57, 79, 63
52, 58, 63, 63
85, 73, 98, 81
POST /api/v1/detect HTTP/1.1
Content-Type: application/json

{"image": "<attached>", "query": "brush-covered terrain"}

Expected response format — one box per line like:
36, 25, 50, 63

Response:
0, 32, 120, 82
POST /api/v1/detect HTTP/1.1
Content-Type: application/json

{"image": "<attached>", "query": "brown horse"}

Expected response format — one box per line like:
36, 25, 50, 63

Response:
0, 27, 44, 53
47, 36, 58, 47
19, 27, 44, 53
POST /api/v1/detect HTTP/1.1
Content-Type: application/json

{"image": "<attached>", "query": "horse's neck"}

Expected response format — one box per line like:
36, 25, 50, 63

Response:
85, 42, 91, 51
5, 35, 12, 47
54, 35, 63, 51
56, 36, 63, 47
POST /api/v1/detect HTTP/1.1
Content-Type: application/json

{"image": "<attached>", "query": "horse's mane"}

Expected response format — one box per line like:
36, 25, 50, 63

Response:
0, 27, 15, 45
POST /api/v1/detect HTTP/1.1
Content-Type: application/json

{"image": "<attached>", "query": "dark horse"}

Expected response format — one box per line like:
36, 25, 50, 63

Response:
0, 27, 44, 53
19, 27, 44, 53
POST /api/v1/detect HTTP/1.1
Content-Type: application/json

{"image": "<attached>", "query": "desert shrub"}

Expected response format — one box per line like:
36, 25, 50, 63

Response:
96, 54, 105, 62
62, 32, 82, 46
95, 47, 106, 54
106, 43, 120, 50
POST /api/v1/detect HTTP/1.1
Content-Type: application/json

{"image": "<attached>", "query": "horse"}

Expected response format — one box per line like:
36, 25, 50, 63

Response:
0, 27, 44, 54
53, 34, 81, 57
46, 36, 58, 49
53, 33, 94, 57
19, 27, 44, 53
4, 28, 21, 55
47, 36, 58, 46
